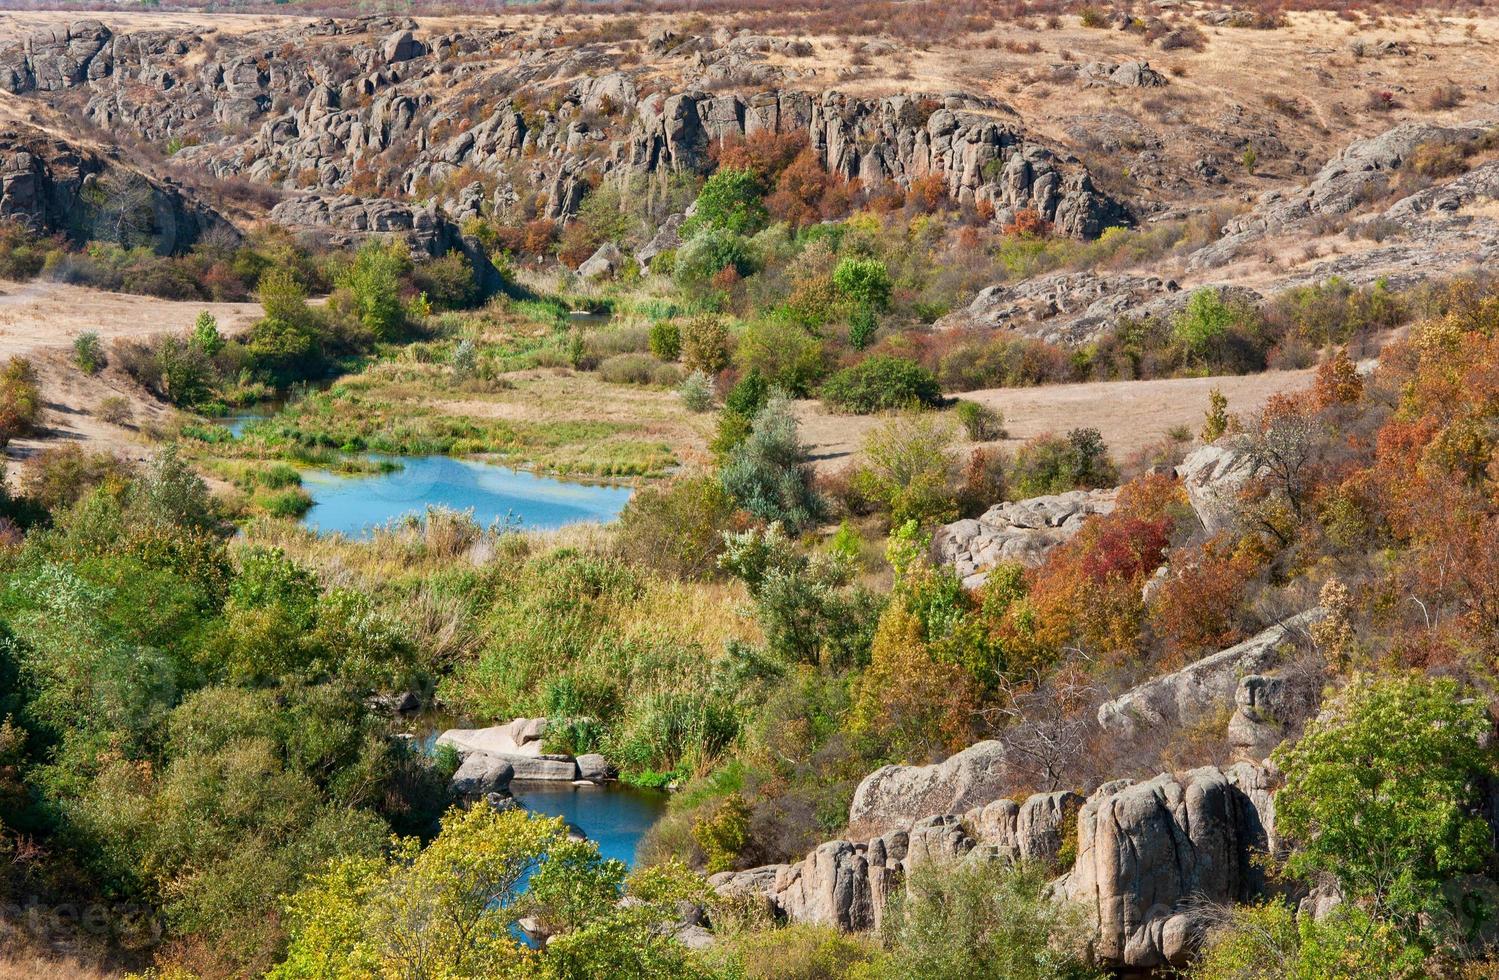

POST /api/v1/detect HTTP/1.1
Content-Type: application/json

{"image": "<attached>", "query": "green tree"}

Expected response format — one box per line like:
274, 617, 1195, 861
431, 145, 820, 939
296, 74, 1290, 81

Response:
1272, 675, 1495, 929
686, 168, 767, 235
878, 859, 1101, 980
720, 397, 823, 532
342, 241, 409, 341
832, 257, 893, 312
192, 310, 225, 356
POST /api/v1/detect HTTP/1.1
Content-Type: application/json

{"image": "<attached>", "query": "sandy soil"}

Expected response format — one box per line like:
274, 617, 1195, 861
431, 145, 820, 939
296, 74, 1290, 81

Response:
795, 368, 1315, 472
0, 279, 261, 468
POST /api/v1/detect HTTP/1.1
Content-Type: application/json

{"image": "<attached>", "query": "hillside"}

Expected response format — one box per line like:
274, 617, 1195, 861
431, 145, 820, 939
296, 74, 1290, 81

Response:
0, 4, 1498, 980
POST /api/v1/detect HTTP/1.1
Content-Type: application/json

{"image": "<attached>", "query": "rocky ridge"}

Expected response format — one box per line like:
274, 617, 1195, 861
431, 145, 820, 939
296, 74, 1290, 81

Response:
930, 488, 1119, 588
0, 17, 1131, 239
714, 755, 1281, 970
0, 122, 233, 253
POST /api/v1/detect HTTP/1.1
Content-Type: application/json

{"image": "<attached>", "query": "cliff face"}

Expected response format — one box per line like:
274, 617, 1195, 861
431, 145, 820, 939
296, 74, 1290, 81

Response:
0, 17, 1130, 239
0, 123, 233, 254
714, 749, 1281, 971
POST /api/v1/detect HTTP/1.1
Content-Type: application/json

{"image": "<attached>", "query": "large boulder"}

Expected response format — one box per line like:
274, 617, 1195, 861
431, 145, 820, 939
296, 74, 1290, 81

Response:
575, 753, 615, 781
932, 489, 1117, 588
1096, 610, 1322, 737
847, 740, 1008, 840
382, 29, 426, 64
436, 719, 580, 781
1176, 437, 1260, 534
1064, 763, 1276, 969
450, 752, 514, 798
578, 242, 624, 280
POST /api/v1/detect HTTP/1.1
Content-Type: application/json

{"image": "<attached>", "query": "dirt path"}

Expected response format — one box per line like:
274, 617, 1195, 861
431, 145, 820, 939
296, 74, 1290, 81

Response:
0, 279, 261, 468
795, 369, 1316, 472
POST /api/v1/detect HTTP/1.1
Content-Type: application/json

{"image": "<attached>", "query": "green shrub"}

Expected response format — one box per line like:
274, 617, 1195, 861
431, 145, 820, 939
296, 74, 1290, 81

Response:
681, 314, 731, 375
191, 311, 225, 356
648, 320, 682, 361
73, 331, 105, 374
0, 220, 46, 280
954, 400, 1005, 441
878, 859, 1101, 979
685, 168, 767, 235
0, 356, 41, 446
411, 251, 478, 310
820, 356, 941, 414
451, 337, 477, 378
615, 474, 738, 580
720, 923, 881, 979
848, 305, 877, 351
264, 488, 313, 518
675, 227, 757, 289
855, 413, 960, 527
720, 398, 823, 531
692, 793, 751, 873
678, 371, 715, 412
599, 353, 681, 386
734, 318, 827, 396
832, 257, 893, 311
1195, 902, 1424, 980
1009, 428, 1115, 498
97, 394, 132, 426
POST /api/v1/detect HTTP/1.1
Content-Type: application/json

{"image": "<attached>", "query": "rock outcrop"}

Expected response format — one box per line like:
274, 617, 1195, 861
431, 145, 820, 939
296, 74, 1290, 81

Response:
931, 489, 1117, 587
1191, 119, 1498, 270
1064, 763, 1277, 969
846, 740, 1008, 840
0, 18, 1131, 238
0, 124, 233, 254
711, 791, 1076, 934
1176, 437, 1260, 534
1096, 610, 1323, 737
437, 717, 616, 784
715, 754, 1276, 972
269, 193, 465, 255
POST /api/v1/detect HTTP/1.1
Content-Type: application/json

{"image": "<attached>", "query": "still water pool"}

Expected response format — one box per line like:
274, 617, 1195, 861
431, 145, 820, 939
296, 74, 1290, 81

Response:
510, 783, 668, 868
298, 455, 634, 536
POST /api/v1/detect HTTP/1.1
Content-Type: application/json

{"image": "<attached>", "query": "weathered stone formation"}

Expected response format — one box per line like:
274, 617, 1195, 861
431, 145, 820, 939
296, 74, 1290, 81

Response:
437, 717, 616, 788
270, 193, 464, 255
1176, 437, 1261, 535
711, 791, 1080, 933
0, 124, 233, 254
1189, 118, 1499, 272
944, 268, 1262, 346
931, 489, 1118, 587
713, 755, 1281, 971
1095, 610, 1323, 739
1063, 763, 1277, 969
846, 739, 1009, 840
0, 18, 1131, 238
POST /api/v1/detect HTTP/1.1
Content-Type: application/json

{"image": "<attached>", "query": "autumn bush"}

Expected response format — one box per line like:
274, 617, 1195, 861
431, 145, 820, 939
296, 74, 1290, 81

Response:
0, 356, 41, 446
